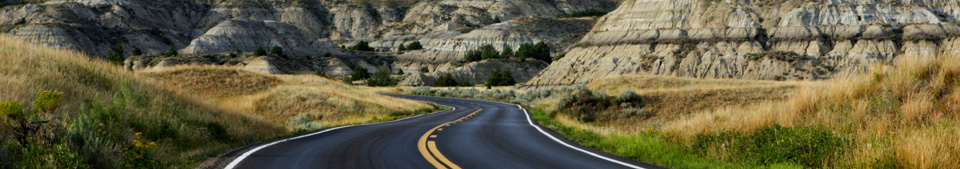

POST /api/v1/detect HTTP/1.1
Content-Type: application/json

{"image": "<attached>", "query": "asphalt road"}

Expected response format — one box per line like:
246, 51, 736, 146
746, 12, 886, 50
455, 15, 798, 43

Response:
223, 94, 662, 169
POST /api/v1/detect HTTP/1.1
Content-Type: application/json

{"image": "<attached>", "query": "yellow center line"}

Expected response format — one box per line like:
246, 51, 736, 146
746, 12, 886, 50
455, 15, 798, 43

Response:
428, 141, 458, 168
418, 109, 483, 169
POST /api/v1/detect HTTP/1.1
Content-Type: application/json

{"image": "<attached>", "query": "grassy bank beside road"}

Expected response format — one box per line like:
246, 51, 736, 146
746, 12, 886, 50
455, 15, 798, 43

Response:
0, 36, 439, 168
0, 36, 283, 168
411, 52, 960, 168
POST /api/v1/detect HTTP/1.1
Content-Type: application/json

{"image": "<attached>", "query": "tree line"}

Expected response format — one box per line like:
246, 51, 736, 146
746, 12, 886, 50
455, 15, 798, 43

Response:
463, 42, 552, 63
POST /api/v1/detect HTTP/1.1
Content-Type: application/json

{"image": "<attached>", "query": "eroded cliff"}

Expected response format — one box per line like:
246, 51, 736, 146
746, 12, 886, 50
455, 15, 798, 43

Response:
527, 0, 960, 86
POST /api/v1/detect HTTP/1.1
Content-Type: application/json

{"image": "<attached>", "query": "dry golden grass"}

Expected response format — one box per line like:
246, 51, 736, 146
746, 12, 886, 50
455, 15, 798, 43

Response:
144, 66, 281, 98
666, 54, 960, 168
0, 36, 284, 167
568, 75, 814, 134
145, 66, 433, 130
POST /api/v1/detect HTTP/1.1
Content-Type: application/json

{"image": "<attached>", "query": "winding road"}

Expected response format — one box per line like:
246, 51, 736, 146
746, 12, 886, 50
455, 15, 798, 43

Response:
220, 94, 661, 169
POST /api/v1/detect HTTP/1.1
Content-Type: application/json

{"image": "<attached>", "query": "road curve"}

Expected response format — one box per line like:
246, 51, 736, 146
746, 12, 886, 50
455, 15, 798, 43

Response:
222, 94, 662, 169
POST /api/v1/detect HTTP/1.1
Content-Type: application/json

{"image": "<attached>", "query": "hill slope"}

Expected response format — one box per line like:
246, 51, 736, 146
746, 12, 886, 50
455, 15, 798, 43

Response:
143, 66, 436, 131
0, 35, 285, 168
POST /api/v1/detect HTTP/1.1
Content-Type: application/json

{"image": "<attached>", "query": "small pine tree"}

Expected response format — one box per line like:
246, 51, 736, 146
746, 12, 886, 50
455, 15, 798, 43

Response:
434, 74, 460, 87
486, 67, 516, 87
397, 69, 405, 75
132, 47, 142, 56
254, 46, 266, 56
398, 44, 406, 51
479, 44, 500, 59
368, 67, 398, 86
271, 45, 284, 56
14, 18, 26, 25
464, 49, 482, 62
406, 41, 423, 50
164, 46, 178, 57
533, 42, 551, 63
352, 65, 370, 80
350, 41, 374, 51
420, 66, 429, 73
501, 44, 513, 58
107, 43, 124, 64
324, 51, 333, 57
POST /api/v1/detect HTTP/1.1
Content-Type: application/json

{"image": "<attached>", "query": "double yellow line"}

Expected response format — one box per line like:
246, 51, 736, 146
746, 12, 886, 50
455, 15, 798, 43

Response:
418, 108, 483, 169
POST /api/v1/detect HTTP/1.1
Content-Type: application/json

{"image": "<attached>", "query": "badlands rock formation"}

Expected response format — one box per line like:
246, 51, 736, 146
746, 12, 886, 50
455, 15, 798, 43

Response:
400, 59, 549, 86
393, 17, 595, 75
527, 0, 960, 86
0, 0, 613, 85
0, 0, 615, 57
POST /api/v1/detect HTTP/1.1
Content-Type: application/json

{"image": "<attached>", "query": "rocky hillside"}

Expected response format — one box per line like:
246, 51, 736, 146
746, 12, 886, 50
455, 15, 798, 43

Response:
0, 0, 615, 85
400, 59, 549, 86
0, 0, 615, 56
527, 0, 960, 86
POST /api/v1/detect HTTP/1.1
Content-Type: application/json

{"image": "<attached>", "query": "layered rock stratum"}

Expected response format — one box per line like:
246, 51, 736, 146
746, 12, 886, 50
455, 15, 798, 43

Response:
6, 0, 957, 86
527, 0, 960, 86
0, 0, 613, 85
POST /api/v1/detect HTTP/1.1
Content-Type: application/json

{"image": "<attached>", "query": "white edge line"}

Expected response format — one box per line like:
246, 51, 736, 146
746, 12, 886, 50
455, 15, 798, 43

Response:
516, 105, 645, 169
224, 105, 456, 169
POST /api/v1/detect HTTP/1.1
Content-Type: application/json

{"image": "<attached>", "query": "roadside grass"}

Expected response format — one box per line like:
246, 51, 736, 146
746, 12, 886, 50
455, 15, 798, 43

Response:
527, 107, 764, 168
0, 35, 284, 168
666, 54, 960, 168
144, 66, 436, 131
406, 74, 842, 168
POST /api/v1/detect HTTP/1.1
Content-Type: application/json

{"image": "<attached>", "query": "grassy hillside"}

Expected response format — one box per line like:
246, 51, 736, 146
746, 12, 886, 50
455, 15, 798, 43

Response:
517, 54, 960, 168
0, 36, 437, 168
666, 54, 960, 168
0, 36, 284, 168
144, 66, 436, 131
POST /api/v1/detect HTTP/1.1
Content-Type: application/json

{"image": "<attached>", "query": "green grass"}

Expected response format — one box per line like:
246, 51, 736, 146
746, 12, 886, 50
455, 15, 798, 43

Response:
527, 107, 771, 169
692, 125, 847, 168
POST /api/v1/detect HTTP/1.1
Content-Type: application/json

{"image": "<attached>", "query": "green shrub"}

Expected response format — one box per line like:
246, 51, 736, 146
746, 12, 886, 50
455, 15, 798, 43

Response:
14, 18, 26, 25
367, 67, 398, 86
286, 113, 320, 132
352, 66, 370, 80
516, 42, 552, 63
350, 41, 374, 51
692, 124, 847, 167
206, 122, 230, 141
107, 43, 125, 64
1, 90, 89, 168
406, 41, 423, 50
420, 66, 429, 73
485, 68, 516, 88
434, 74, 460, 87
479, 44, 501, 59
163, 46, 178, 57
132, 48, 142, 56
270, 45, 285, 58
501, 44, 514, 58
617, 90, 641, 103
253, 46, 266, 56
464, 49, 482, 62
412, 86, 433, 96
